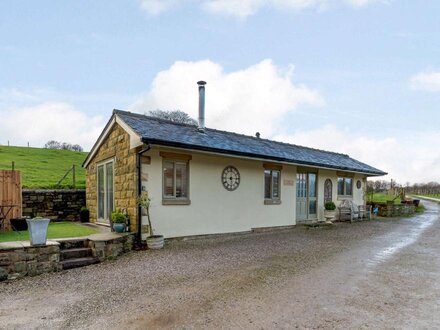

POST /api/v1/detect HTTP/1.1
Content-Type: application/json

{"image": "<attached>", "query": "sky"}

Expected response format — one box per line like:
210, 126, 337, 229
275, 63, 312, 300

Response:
0, 0, 439, 184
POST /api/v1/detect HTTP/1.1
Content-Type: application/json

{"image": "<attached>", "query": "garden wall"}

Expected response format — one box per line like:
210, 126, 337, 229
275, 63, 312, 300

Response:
22, 189, 86, 220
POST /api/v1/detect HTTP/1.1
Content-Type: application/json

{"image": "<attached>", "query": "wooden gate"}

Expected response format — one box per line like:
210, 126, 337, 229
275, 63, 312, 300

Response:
0, 170, 22, 231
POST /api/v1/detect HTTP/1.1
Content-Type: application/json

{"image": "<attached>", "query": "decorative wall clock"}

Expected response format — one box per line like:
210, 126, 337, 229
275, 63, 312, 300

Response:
222, 166, 240, 191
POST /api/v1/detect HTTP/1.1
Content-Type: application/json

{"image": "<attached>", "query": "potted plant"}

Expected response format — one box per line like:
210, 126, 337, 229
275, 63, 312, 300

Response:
79, 207, 90, 223
137, 191, 164, 249
323, 201, 336, 223
26, 216, 50, 246
111, 210, 126, 233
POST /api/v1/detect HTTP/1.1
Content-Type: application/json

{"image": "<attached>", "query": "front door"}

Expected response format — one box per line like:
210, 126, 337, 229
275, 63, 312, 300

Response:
296, 172, 317, 221
97, 160, 114, 223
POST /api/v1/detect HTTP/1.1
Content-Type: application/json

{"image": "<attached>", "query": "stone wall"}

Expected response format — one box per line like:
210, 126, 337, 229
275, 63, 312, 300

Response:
0, 241, 61, 281
22, 189, 86, 220
88, 233, 135, 262
85, 123, 138, 231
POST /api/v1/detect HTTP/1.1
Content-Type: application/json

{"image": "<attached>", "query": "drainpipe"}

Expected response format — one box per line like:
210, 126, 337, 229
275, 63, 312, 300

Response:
136, 144, 151, 244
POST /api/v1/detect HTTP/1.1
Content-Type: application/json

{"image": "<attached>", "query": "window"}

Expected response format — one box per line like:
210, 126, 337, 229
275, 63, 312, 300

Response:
337, 177, 353, 196
264, 169, 281, 204
97, 159, 114, 222
162, 159, 190, 204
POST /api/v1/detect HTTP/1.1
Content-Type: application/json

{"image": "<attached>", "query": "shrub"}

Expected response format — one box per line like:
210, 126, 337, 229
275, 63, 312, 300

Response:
111, 211, 125, 223
324, 201, 336, 210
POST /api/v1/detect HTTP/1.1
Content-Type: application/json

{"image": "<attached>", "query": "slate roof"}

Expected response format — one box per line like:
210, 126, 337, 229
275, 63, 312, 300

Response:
115, 109, 386, 176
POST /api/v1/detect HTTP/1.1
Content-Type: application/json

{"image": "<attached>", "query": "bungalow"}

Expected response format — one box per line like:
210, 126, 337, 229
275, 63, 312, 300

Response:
83, 81, 386, 240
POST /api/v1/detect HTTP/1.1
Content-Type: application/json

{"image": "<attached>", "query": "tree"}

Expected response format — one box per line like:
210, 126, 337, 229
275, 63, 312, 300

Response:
71, 144, 84, 152
44, 140, 61, 149
147, 110, 197, 126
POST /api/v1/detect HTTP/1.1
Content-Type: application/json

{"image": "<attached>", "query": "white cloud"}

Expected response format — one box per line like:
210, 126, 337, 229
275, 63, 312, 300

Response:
139, 0, 389, 17
0, 102, 105, 151
275, 125, 440, 184
131, 59, 323, 137
139, 0, 179, 15
410, 71, 440, 92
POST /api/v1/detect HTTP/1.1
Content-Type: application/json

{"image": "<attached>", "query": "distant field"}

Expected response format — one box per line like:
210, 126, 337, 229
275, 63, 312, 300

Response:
367, 193, 401, 204
0, 146, 88, 189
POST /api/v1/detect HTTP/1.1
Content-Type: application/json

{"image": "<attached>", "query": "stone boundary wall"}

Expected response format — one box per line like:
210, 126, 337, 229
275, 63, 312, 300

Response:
0, 233, 135, 281
0, 241, 61, 281
22, 189, 86, 220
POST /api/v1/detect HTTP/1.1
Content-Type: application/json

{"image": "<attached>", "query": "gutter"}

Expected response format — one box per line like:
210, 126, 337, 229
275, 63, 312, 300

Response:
141, 137, 387, 177
136, 144, 151, 243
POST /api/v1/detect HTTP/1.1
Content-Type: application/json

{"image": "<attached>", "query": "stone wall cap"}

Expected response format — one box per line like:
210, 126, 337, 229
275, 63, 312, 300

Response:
0, 240, 59, 251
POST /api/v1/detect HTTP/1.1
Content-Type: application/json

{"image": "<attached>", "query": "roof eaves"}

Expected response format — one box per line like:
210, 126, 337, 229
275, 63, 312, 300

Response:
141, 137, 387, 176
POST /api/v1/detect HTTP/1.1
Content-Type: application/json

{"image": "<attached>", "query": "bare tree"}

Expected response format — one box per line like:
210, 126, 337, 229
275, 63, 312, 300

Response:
44, 140, 61, 149
147, 110, 197, 126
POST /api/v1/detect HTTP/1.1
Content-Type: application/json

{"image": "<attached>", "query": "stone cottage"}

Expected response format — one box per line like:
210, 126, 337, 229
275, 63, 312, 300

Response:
83, 81, 386, 240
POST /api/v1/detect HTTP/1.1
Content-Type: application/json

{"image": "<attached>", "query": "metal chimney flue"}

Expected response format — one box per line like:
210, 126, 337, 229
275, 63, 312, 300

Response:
197, 80, 206, 132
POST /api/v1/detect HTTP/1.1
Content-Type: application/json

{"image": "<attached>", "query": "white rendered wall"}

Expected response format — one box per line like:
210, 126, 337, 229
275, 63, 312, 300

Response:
141, 147, 368, 238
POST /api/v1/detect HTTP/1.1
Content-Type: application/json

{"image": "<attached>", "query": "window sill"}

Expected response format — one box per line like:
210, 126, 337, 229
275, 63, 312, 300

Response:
264, 199, 281, 205
162, 199, 191, 205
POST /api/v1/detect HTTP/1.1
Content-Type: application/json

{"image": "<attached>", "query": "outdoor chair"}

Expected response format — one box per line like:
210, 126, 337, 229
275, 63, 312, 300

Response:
338, 200, 371, 222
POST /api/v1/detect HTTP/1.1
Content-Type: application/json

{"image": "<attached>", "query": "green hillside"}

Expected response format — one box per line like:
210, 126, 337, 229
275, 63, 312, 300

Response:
0, 146, 88, 189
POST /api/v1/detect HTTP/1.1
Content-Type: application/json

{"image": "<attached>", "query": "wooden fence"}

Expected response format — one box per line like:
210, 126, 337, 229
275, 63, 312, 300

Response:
0, 170, 22, 231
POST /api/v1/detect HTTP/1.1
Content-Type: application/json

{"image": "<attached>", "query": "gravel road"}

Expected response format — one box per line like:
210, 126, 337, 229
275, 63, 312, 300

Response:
1, 201, 439, 330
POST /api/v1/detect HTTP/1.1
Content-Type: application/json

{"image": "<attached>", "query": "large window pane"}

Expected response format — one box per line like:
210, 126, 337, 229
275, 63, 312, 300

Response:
264, 170, 271, 199
272, 171, 280, 198
175, 163, 188, 198
309, 200, 317, 215
308, 173, 316, 198
97, 165, 104, 219
345, 178, 352, 196
337, 177, 344, 195
163, 161, 174, 197
105, 162, 114, 219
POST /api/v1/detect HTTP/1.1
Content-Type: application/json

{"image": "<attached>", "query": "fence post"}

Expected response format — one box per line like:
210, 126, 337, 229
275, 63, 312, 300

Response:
72, 164, 76, 188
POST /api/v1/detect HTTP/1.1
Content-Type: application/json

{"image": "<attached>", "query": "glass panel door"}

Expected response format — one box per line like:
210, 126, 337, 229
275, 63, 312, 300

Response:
296, 172, 318, 221
105, 162, 114, 220
97, 160, 114, 223
97, 165, 105, 220
308, 173, 317, 218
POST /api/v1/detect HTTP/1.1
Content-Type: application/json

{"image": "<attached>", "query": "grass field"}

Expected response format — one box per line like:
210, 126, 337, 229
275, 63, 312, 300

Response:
0, 146, 88, 188
0, 222, 99, 243
367, 193, 401, 204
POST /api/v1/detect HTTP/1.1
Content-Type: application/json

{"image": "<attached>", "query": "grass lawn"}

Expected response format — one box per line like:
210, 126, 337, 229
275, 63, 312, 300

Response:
0, 222, 99, 243
0, 146, 88, 189
367, 193, 401, 204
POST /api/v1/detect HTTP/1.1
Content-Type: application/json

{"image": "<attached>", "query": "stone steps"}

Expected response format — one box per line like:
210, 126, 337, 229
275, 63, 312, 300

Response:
60, 247, 92, 260
59, 239, 100, 270
60, 256, 100, 270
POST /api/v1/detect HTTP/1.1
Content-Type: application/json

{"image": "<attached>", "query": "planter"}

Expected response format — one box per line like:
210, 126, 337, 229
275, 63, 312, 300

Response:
113, 223, 126, 233
323, 210, 336, 222
146, 235, 164, 249
413, 199, 420, 207
26, 218, 50, 246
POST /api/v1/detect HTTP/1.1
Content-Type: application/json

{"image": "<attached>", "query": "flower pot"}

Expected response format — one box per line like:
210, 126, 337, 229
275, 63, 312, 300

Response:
146, 235, 164, 249
26, 218, 50, 246
113, 223, 126, 233
323, 210, 336, 222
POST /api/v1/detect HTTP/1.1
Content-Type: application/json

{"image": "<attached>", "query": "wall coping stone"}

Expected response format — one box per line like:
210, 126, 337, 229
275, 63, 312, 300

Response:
0, 240, 59, 251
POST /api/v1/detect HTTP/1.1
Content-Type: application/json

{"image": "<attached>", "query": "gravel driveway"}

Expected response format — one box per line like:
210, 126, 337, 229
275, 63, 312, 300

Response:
1, 201, 439, 329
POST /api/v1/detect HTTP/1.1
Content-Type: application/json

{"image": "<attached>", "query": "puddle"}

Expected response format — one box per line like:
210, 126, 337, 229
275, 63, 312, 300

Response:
367, 201, 439, 267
